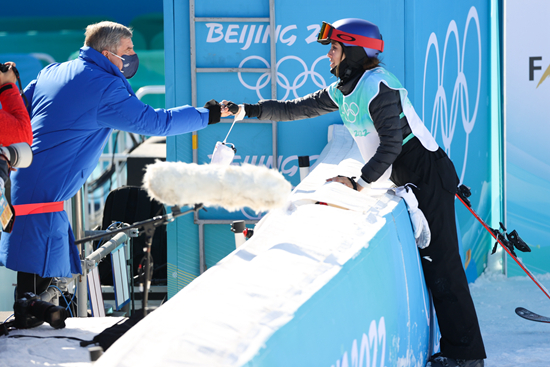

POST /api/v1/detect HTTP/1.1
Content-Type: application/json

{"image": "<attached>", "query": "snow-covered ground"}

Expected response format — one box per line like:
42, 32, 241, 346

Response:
1, 270, 549, 366
470, 271, 550, 367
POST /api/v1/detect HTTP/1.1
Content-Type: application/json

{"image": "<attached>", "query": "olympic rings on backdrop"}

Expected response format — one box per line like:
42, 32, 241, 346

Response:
238, 55, 329, 100
422, 6, 482, 182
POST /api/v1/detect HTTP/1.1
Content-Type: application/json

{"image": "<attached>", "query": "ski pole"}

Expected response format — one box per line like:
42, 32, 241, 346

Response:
455, 185, 550, 301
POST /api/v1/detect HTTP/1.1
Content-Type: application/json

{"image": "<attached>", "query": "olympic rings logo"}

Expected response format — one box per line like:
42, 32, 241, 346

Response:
238, 55, 329, 100
342, 102, 359, 123
422, 6, 482, 183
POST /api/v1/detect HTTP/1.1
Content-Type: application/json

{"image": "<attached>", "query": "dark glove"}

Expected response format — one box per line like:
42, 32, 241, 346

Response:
224, 101, 240, 114
203, 99, 222, 125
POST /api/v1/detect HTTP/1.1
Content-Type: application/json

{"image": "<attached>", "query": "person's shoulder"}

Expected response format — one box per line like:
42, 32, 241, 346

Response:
353, 69, 379, 91
35, 62, 62, 77
361, 67, 399, 87
78, 46, 102, 62
363, 67, 384, 79
71, 56, 119, 85
370, 67, 400, 81
67, 59, 125, 98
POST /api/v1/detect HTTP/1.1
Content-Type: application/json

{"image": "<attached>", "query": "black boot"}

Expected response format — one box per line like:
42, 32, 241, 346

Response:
426, 353, 484, 367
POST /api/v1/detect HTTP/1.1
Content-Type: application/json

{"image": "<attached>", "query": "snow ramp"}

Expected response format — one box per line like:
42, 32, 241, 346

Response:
96, 125, 437, 367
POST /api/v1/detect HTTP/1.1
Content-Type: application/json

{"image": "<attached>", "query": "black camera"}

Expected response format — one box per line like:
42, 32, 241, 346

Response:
0, 63, 20, 77
0, 63, 27, 107
13, 292, 68, 329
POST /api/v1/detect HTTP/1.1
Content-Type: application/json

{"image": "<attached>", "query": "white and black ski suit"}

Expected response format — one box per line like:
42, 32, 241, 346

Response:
243, 66, 486, 360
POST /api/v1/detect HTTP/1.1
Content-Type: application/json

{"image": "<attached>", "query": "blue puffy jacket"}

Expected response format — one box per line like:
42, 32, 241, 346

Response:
0, 46, 209, 277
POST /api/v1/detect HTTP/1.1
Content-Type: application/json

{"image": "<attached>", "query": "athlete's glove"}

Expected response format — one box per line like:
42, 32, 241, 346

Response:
222, 101, 240, 114
393, 185, 431, 249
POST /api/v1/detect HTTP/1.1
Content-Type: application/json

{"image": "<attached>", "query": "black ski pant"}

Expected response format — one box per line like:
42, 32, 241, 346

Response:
390, 137, 486, 360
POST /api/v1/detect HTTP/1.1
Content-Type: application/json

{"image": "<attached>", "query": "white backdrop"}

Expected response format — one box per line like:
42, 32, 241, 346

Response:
504, 0, 550, 276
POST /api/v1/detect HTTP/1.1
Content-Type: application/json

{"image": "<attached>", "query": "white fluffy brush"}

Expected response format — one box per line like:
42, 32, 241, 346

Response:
142, 161, 291, 212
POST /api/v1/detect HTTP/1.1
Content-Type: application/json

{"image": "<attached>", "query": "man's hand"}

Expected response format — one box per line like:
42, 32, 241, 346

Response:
0, 62, 18, 86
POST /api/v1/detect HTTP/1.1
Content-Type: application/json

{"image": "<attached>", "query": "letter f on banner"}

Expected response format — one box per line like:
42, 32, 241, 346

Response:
529, 56, 542, 80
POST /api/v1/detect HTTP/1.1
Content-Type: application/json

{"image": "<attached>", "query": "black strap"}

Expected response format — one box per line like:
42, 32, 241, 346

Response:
8, 334, 87, 342
0, 66, 29, 107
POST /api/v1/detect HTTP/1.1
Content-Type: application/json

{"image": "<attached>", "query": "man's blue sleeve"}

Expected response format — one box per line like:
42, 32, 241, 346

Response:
23, 79, 37, 117
97, 83, 209, 136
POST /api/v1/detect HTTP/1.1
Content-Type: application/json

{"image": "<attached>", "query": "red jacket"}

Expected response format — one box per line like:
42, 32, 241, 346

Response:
0, 83, 32, 146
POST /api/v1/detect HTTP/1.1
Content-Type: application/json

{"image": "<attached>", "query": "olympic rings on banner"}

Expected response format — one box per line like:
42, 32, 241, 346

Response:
422, 6, 482, 182
238, 55, 329, 100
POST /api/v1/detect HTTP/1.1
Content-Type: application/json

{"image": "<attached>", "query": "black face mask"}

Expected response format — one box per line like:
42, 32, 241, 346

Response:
120, 53, 139, 79
110, 52, 140, 79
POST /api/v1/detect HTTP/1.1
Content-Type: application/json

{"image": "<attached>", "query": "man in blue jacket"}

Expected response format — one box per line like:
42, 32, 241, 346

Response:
0, 21, 226, 299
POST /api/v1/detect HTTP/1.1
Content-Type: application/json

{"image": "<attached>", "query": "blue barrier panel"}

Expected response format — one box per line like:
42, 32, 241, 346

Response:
245, 201, 433, 366
89, 131, 440, 365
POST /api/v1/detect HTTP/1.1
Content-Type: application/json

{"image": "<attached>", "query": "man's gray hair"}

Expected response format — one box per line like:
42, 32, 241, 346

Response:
84, 21, 133, 53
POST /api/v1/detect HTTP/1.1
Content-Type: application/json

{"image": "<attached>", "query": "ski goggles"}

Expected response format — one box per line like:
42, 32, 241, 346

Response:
317, 21, 384, 53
